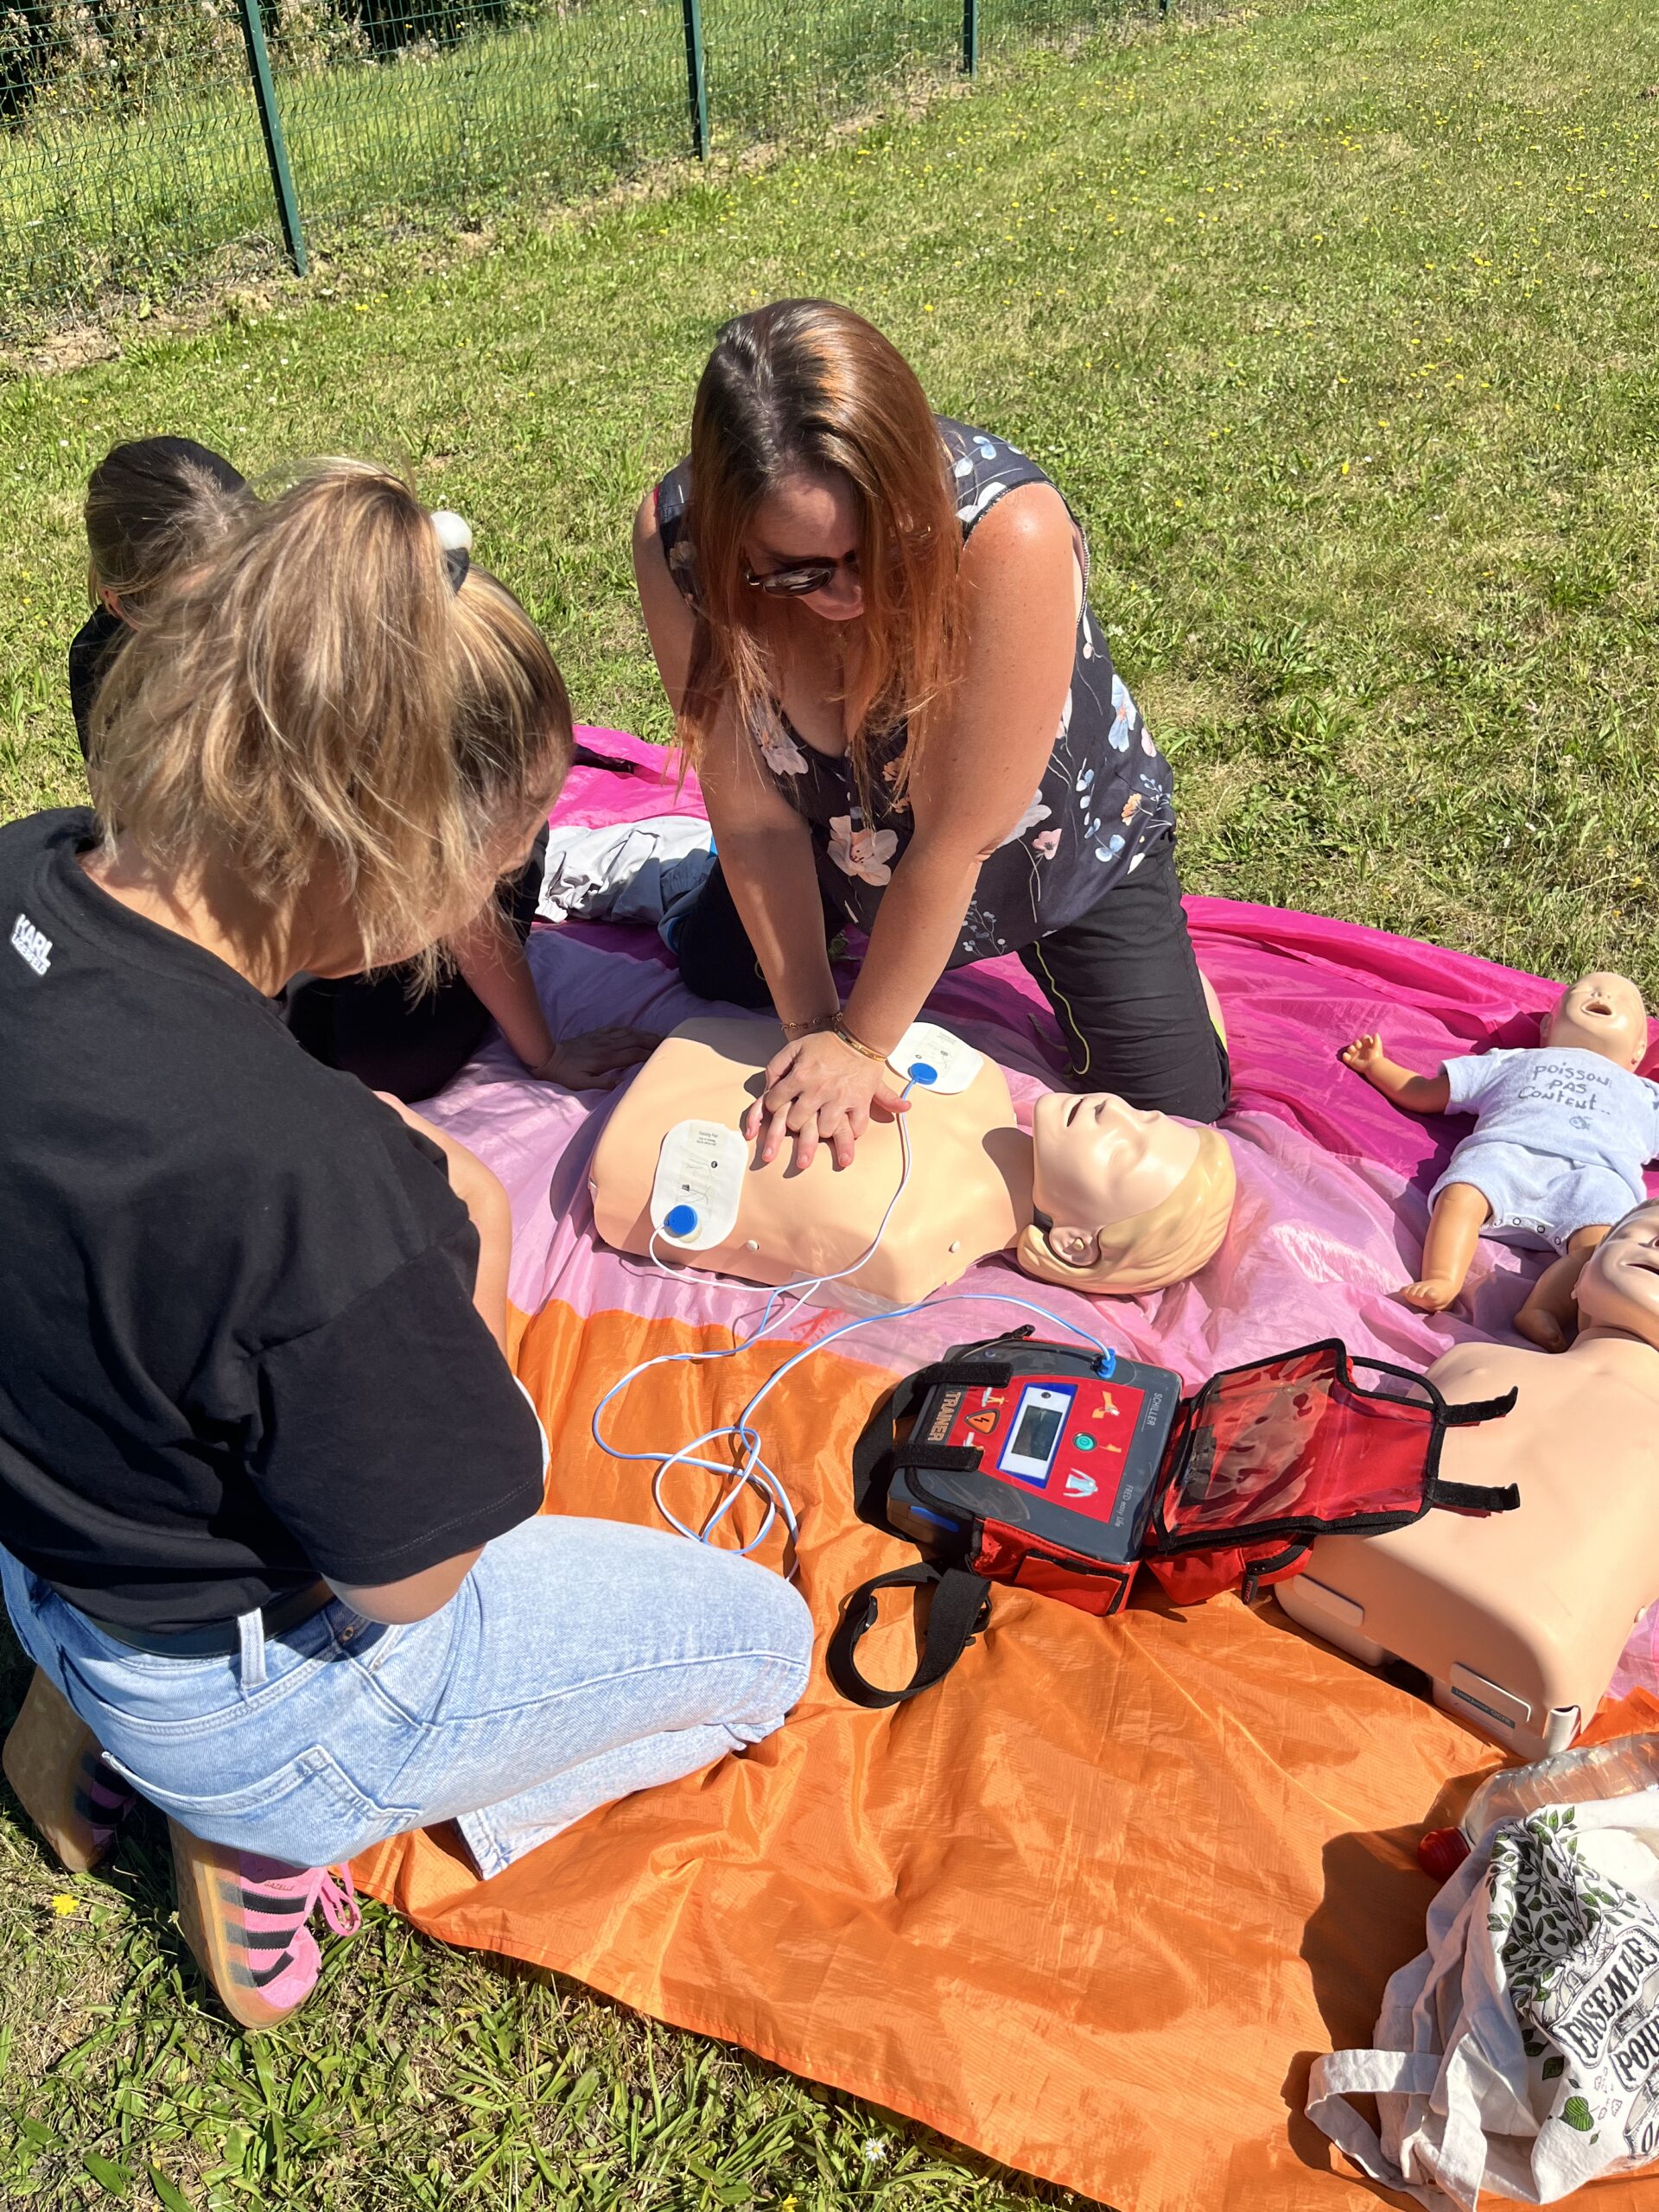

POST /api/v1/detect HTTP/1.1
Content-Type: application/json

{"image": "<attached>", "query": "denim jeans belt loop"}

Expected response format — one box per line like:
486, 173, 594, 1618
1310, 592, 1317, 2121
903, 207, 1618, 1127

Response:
85, 1580, 334, 1657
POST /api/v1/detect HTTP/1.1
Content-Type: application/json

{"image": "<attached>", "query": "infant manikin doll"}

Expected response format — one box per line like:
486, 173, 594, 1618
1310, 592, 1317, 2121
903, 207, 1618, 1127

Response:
589, 1019, 1236, 1306
1341, 971, 1659, 1348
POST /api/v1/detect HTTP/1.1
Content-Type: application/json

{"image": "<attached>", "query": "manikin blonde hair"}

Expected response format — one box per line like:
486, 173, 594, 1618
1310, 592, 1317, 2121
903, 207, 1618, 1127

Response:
88, 460, 572, 977
1015, 1126, 1236, 1297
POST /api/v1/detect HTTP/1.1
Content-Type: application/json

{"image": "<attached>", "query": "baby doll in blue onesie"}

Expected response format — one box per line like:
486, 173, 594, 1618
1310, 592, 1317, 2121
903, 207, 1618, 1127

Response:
1341, 971, 1659, 1349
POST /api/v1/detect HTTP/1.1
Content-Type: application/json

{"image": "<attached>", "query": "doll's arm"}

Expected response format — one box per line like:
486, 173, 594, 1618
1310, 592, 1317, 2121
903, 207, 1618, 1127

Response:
1339, 1033, 1452, 1116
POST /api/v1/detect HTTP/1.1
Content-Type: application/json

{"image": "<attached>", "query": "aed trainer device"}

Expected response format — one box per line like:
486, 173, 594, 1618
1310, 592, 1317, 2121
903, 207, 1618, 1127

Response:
888, 1351, 1183, 1610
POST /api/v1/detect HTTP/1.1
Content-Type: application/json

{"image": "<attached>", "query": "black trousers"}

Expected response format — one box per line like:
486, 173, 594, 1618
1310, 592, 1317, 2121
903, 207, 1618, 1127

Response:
674, 831, 1229, 1124
283, 829, 549, 1105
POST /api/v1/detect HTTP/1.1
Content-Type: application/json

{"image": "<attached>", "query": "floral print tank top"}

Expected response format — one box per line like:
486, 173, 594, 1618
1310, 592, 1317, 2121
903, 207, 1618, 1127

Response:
652, 417, 1176, 965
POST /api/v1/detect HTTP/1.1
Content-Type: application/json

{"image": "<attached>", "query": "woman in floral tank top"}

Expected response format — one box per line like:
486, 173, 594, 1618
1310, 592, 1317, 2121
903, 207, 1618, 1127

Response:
633, 299, 1227, 1173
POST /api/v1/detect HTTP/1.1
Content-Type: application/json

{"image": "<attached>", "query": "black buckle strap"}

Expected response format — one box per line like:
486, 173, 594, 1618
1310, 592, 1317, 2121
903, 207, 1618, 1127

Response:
1427, 1475, 1522, 1514
910, 1358, 1014, 1394
1440, 1388, 1520, 1428
826, 1564, 995, 1709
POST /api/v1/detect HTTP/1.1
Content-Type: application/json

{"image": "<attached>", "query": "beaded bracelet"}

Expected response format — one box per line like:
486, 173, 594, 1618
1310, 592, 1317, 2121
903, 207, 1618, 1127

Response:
832, 1014, 893, 1064
781, 1012, 839, 1042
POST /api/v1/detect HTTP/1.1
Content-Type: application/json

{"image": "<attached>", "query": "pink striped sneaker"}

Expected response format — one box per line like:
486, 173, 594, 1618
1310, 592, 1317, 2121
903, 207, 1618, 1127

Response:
168, 1821, 361, 2030
3, 1669, 138, 1872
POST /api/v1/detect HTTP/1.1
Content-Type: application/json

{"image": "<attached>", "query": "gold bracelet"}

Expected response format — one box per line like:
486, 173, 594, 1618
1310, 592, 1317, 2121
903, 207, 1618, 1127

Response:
833, 1014, 893, 1064
781, 1011, 838, 1042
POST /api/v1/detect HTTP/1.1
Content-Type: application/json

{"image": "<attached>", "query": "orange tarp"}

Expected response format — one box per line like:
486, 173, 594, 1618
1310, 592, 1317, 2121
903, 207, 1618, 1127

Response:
358, 1302, 1658, 2209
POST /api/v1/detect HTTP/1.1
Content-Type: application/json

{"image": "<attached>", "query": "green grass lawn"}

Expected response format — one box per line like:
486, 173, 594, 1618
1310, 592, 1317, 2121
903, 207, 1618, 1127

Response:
3, 0, 1659, 2200
0, 0, 1159, 323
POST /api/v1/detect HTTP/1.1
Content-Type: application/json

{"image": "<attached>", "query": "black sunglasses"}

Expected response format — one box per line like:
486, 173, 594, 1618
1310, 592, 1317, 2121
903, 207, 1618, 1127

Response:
743, 553, 856, 598
742, 526, 932, 598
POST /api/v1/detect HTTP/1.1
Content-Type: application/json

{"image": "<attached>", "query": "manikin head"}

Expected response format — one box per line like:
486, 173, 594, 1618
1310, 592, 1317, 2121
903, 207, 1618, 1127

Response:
1541, 972, 1649, 1071
1573, 1201, 1659, 1346
1016, 1092, 1236, 1296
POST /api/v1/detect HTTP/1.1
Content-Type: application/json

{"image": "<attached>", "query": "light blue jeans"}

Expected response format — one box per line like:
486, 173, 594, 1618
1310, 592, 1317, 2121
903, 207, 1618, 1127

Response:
0, 1519, 814, 1878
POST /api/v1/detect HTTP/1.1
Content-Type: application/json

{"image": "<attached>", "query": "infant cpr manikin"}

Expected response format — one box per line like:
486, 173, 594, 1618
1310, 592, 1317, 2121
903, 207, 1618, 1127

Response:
588, 1018, 1236, 1310
1275, 1201, 1659, 1758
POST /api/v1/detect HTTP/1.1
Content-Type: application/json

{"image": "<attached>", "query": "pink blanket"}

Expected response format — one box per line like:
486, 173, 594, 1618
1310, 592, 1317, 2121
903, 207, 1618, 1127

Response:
424, 726, 1659, 1697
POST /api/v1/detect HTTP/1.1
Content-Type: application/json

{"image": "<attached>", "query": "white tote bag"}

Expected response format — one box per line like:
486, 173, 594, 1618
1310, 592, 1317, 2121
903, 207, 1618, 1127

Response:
1307, 1789, 1659, 2209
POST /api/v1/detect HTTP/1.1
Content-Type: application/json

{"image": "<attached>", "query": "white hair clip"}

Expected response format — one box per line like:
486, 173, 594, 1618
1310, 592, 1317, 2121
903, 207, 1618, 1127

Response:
430, 508, 472, 592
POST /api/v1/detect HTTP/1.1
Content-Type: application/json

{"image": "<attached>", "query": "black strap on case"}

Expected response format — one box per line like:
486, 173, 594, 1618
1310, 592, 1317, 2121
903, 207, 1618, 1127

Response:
1440, 1388, 1520, 1426
570, 742, 636, 774
906, 1358, 1015, 1395
826, 1563, 995, 1709
892, 1442, 983, 1478
1427, 1475, 1523, 1514
1238, 1541, 1311, 1605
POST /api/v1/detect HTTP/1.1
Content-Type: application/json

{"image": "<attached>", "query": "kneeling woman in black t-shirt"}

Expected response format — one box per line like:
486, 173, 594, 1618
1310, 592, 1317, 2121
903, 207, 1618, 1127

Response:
0, 462, 814, 2029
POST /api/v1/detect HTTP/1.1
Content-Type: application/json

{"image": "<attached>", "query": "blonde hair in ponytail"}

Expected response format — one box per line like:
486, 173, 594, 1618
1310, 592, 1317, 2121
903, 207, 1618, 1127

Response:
88, 460, 572, 976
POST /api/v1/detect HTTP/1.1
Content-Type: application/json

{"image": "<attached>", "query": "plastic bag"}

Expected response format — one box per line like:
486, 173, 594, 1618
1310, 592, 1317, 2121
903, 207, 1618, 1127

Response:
1461, 1738, 1659, 1845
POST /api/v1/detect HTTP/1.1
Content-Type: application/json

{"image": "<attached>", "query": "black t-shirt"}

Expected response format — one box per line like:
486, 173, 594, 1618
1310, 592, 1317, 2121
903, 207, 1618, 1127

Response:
0, 810, 545, 1630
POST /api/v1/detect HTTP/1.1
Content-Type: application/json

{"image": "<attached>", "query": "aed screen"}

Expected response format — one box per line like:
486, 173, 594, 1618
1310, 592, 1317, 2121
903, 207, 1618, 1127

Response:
1010, 1402, 1064, 1466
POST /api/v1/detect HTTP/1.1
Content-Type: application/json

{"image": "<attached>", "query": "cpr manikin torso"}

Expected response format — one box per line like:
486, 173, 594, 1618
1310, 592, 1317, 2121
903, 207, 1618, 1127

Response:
589, 1019, 1235, 1308
1276, 1202, 1659, 1758
590, 1018, 1029, 1308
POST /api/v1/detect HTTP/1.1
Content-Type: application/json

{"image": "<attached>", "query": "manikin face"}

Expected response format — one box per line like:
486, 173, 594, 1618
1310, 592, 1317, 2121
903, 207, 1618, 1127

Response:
1542, 971, 1649, 1071
1573, 1201, 1659, 1347
745, 469, 865, 622
1030, 1092, 1202, 1268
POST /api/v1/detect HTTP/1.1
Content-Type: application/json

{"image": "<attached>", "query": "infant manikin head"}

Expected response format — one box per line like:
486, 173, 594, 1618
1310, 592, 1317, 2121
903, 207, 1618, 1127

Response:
1573, 1200, 1659, 1346
1541, 972, 1649, 1071
1016, 1091, 1236, 1296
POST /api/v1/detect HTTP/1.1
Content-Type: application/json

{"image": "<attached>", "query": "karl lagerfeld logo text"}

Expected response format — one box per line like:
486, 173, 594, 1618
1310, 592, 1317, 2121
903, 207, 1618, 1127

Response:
10, 912, 51, 976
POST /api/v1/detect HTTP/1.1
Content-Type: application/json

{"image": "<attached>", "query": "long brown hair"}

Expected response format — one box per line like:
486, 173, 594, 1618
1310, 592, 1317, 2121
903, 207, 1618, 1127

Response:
90, 461, 572, 976
678, 300, 963, 808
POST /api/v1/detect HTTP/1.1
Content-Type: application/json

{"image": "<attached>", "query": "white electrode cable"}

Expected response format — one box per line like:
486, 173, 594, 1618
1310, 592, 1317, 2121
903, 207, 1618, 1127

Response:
591, 1082, 1120, 1563
594, 1090, 920, 1550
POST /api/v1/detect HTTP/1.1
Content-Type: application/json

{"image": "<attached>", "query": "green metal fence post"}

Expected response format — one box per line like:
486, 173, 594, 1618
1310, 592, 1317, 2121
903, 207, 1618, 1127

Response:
682, 0, 709, 160
236, 0, 307, 274
962, 0, 978, 73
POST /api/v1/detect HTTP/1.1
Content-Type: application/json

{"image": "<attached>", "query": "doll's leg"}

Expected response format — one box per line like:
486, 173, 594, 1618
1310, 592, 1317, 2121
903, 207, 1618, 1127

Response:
1513, 1224, 1609, 1352
1403, 1182, 1491, 1312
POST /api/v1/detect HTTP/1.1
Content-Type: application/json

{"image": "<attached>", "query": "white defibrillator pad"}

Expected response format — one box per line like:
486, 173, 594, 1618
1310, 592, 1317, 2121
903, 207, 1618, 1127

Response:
891, 1021, 982, 1096
650, 1119, 745, 1250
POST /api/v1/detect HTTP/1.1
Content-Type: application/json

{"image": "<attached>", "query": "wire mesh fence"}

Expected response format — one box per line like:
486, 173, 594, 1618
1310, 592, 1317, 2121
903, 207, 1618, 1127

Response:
0, 0, 1198, 329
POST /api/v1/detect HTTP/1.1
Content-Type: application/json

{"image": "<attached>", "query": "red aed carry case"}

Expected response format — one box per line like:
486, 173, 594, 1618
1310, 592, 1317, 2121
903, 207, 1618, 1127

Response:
828, 1328, 1519, 1708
